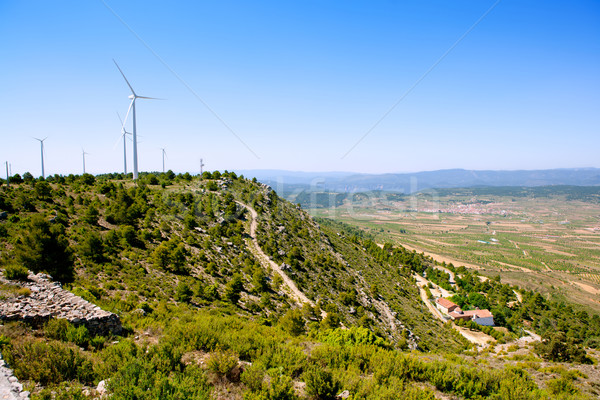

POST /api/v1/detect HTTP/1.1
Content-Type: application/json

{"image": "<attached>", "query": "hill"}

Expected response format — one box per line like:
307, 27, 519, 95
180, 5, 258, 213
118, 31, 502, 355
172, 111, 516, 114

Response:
0, 172, 598, 399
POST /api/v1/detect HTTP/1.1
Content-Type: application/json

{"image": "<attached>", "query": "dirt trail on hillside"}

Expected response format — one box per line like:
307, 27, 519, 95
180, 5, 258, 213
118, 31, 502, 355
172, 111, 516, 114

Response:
414, 274, 446, 321
237, 201, 325, 317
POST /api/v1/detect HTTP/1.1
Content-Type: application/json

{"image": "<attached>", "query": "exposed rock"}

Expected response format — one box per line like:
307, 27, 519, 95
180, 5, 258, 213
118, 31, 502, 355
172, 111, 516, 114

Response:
97, 380, 107, 395
0, 353, 29, 399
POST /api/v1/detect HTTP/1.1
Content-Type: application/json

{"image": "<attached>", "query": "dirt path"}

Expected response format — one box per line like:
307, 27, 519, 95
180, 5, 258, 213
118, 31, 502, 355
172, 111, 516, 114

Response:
513, 290, 523, 303
573, 281, 600, 295
453, 326, 495, 348
414, 274, 446, 321
237, 201, 324, 316
540, 261, 552, 272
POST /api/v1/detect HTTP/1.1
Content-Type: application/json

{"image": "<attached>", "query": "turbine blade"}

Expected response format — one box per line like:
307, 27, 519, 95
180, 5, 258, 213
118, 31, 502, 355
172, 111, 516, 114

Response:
113, 59, 137, 96
137, 96, 164, 100
112, 133, 125, 150
116, 111, 124, 126
123, 100, 133, 129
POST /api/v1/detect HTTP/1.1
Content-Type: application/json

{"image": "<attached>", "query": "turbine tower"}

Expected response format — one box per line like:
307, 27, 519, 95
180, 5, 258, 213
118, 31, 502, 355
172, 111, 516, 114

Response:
82, 149, 89, 174
33, 137, 47, 178
113, 60, 159, 180
5, 161, 9, 187
161, 148, 167, 173
116, 111, 132, 174
200, 158, 205, 175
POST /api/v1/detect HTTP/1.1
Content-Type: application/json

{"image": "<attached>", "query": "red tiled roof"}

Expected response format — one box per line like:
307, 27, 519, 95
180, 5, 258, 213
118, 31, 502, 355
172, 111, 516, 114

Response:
435, 298, 458, 309
471, 309, 493, 319
449, 309, 493, 320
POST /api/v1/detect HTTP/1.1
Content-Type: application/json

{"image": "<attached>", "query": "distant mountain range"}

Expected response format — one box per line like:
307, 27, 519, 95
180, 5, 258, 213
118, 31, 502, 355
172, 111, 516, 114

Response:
236, 168, 600, 193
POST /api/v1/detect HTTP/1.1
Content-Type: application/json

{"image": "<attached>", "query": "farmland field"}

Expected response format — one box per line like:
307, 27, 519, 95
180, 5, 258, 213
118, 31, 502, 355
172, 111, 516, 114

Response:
308, 187, 600, 313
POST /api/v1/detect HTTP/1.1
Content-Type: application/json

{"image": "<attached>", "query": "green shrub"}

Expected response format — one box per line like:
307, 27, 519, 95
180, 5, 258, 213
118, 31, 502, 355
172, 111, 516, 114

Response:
4, 339, 95, 385
0, 334, 10, 350
44, 319, 91, 349
108, 361, 211, 400
303, 366, 339, 400
44, 318, 71, 341
546, 376, 578, 396
259, 374, 297, 400
3, 264, 29, 280
241, 362, 265, 392
35, 382, 88, 400
206, 348, 239, 381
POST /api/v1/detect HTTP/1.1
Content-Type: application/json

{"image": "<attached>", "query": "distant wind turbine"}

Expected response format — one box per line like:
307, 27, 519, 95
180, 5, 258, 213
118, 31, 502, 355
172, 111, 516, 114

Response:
33, 137, 47, 178
82, 149, 89, 174
5, 161, 9, 187
116, 111, 132, 174
200, 158, 205, 175
113, 59, 161, 180
160, 148, 167, 173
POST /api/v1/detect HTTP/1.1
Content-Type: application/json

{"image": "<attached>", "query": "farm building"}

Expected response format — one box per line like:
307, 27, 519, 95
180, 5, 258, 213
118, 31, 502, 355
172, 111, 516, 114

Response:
449, 308, 495, 326
435, 297, 459, 314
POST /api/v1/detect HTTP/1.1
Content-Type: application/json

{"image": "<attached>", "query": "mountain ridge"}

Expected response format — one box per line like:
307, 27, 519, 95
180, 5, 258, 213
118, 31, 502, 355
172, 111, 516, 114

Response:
237, 167, 600, 193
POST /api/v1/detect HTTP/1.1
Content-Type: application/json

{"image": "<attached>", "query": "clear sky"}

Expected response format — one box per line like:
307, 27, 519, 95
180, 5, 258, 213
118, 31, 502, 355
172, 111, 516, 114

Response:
1, 1, 598, 176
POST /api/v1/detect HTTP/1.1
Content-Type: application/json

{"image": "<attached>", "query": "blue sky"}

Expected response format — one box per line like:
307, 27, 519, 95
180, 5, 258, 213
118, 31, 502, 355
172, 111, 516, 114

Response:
0, 1, 598, 176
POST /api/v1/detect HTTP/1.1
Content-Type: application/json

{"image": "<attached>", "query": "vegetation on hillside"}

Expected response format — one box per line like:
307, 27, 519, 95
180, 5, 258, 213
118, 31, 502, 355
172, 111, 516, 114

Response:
0, 173, 597, 399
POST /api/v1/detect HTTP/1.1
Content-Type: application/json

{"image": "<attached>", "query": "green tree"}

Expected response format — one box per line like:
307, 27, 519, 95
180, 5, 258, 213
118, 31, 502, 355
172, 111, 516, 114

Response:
81, 204, 99, 225
279, 309, 305, 336
175, 282, 192, 303
224, 273, 243, 304
34, 181, 52, 200
13, 214, 74, 282
79, 231, 105, 263
151, 239, 188, 274
252, 270, 269, 293
321, 313, 341, 330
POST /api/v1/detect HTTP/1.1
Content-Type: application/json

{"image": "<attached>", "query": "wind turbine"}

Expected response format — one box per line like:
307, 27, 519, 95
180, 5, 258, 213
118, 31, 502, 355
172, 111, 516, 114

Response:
113, 60, 160, 180
82, 148, 89, 174
200, 158, 205, 175
116, 111, 132, 174
160, 148, 167, 173
33, 137, 47, 178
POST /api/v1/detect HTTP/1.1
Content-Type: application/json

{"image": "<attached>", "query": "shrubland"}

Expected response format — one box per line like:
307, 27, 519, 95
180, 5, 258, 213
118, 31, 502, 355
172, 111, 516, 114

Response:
0, 172, 597, 399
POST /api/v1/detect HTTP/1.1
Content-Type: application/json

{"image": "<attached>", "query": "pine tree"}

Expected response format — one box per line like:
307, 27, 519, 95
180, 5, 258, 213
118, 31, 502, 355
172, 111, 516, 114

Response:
13, 214, 74, 282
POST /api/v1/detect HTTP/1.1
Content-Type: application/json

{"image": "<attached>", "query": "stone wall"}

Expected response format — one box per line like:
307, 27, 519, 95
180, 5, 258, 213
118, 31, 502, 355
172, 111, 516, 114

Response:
0, 353, 29, 400
0, 273, 121, 336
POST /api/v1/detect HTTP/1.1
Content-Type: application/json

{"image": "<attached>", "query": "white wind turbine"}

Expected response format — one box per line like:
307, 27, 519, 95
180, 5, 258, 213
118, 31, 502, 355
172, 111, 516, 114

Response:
82, 148, 89, 174
113, 60, 160, 180
33, 137, 47, 178
160, 147, 167, 173
116, 111, 132, 175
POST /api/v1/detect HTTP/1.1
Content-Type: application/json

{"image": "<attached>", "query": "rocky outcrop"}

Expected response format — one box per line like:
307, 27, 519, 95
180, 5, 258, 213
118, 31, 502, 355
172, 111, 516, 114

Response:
0, 273, 121, 336
0, 353, 29, 399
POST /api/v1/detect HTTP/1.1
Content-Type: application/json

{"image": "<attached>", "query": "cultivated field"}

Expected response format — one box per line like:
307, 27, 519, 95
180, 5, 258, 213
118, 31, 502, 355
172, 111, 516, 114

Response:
311, 188, 600, 313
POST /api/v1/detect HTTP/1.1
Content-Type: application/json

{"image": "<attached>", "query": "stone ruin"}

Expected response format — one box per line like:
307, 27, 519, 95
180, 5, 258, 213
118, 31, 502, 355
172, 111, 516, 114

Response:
0, 273, 121, 336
